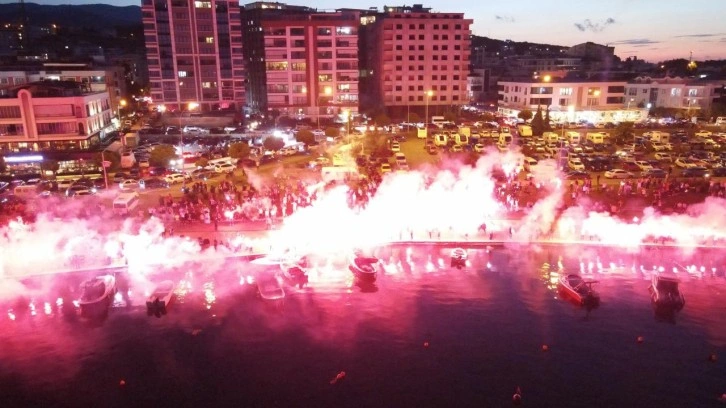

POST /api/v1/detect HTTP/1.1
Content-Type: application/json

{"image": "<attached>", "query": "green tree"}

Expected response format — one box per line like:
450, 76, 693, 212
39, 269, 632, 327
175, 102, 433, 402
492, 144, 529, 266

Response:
40, 159, 60, 173
263, 136, 285, 151
517, 109, 533, 122
149, 144, 177, 167
614, 122, 635, 145
374, 113, 391, 127
443, 110, 458, 123
530, 106, 544, 136
544, 108, 553, 131
93, 150, 120, 172
228, 142, 250, 159
407, 112, 421, 123
295, 129, 315, 146
325, 126, 340, 138
195, 157, 209, 168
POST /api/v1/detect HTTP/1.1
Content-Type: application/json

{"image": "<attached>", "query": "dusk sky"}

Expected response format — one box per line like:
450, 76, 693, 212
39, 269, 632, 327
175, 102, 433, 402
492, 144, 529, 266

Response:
5, 0, 726, 63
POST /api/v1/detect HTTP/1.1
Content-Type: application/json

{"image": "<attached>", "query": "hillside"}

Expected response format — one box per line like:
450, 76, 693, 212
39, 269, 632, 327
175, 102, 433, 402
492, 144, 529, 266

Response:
0, 2, 141, 30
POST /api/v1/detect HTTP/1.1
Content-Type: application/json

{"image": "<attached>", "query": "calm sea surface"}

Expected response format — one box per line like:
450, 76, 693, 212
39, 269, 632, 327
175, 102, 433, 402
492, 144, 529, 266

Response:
2, 243, 726, 408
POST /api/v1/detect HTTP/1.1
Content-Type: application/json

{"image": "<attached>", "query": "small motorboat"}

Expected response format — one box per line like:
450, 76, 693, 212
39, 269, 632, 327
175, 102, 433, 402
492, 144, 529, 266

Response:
146, 280, 175, 318
78, 275, 116, 317
450, 248, 468, 269
558, 274, 600, 309
349, 256, 379, 283
257, 270, 285, 301
649, 273, 685, 312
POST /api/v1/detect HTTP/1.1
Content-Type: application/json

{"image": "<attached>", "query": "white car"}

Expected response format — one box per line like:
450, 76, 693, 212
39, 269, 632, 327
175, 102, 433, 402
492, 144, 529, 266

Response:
473, 143, 485, 153
635, 161, 654, 171
567, 158, 585, 171
604, 169, 633, 179
164, 173, 187, 184
675, 157, 697, 168
394, 152, 406, 165
654, 153, 672, 162
390, 142, 401, 152
215, 163, 236, 173
119, 179, 140, 190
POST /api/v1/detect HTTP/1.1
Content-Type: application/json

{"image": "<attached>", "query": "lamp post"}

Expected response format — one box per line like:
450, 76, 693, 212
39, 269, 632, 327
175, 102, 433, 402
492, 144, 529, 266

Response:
425, 90, 433, 126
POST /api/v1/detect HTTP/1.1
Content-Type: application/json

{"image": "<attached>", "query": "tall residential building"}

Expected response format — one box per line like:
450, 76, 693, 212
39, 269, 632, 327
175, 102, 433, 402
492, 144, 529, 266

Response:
142, 0, 245, 112
241, 2, 315, 114
242, 3, 360, 122
360, 5, 472, 121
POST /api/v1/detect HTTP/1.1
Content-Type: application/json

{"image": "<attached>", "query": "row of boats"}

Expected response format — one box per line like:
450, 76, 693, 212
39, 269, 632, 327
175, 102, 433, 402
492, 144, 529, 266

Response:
558, 272, 686, 312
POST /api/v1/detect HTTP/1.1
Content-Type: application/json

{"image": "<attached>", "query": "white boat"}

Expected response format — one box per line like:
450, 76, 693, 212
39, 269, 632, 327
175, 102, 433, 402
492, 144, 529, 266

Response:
349, 256, 379, 283
146, 280, 175, 318
257, 270, 285, 301
450, 248, 468, 268
78, 275, 116, 317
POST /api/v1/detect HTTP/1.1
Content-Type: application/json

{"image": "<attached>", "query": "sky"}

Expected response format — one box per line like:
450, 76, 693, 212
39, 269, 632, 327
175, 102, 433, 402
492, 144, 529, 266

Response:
5, 0, 726, 63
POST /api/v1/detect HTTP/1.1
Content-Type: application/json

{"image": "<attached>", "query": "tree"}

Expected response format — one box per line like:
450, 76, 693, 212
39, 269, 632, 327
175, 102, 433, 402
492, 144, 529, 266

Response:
544, 108, 553, 131
228, 142, 250, 160
374, 113, 391, 127
614, 122, 635, 145
0, 156, 5, 173
407, 112, 421, 123
263, 136, 285, 151
325, 126, 340, 138
295, 129, 315, 146
480, 112, 496, 122
149, 144, 177, 167
93, 150, 120, 172
195, 157, 209, 168
517, 109, 533, 122
530, 106, 545, 136
40, 159, 59, 173
443, 110, 458, 123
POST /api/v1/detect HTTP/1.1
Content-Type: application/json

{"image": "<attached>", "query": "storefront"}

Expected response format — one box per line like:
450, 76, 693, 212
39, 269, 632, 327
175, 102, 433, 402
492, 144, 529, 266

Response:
2, 151, 101, 178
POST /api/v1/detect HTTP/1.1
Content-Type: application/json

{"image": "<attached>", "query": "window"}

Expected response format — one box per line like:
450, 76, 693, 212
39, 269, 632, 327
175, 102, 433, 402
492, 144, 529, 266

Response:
559, 88, 573, 96
202, 81, 217, 88
194, 1, 211, 8
409, 35, 415, 40
434, 24, 439, 29
559, 98, 568, 105
396, 24, 402, 29
670, 88, 681, 96
205, 37, 214, 44
396, 45, 403, 50
608, 86, 625, 93
687, 88, 698, 96
531, 87, 553, 95
432, 75, 438, 80
606, 96, 624, 104
266, 61, 288, 71
290, 27, 304, 36
178, 71, 187, 77
396, 35, 402, 40
395, 86, 402, 91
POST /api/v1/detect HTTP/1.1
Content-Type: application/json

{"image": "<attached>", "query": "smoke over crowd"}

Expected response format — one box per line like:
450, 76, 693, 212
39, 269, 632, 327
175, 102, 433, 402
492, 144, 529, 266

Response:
1, 149, 725, 302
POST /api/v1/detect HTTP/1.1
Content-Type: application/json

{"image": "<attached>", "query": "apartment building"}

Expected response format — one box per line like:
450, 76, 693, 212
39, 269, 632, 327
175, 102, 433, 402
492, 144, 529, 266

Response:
360, 5, 472, 120
497, 78, 644, 124
626, 76, 726, 115
0, 81, 114, 153
0, 63, 126, 113
142, 0, 245, 112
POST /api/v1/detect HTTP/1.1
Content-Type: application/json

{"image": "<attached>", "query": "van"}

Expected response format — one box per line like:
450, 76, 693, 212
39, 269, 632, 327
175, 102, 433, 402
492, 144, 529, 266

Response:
586, 132, 606, 144
434, 133, 448, 147
13, 185, 38, 199
498, 133, 513, 145
543, 132, 559, 144
715, 117, 726, 126
113, 192, 140, 216
648, 131, 670, 144
120, 151, 136, 169
517, 125, 533, 137
454, 133, 469, 145
566, 131, 581, 145
431, 116, 446, 127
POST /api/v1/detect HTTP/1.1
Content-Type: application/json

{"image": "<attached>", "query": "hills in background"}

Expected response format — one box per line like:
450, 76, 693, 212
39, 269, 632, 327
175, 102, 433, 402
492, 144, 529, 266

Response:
0, 2, 141, 31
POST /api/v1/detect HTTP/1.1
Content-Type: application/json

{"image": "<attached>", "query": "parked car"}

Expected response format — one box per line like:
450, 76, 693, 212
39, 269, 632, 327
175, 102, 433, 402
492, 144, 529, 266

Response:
164, 173, 188, 184
604, 169, 634, 179
214, 163, 236, 173
681, 167, 708, 178
65, 184, 93, 197
140, 177, 169, 189
119, 179, 140, 190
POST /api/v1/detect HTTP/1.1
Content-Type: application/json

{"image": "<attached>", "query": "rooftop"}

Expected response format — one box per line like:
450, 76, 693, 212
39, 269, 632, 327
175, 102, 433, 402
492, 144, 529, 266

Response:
2, 80, 98, 98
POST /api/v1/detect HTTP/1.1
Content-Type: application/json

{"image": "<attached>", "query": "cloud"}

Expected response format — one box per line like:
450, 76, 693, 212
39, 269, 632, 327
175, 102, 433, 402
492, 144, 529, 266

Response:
574, 17, 615, 32
673, 33, 724, 38
495, 15, 515, 23
609, 38, 660, 45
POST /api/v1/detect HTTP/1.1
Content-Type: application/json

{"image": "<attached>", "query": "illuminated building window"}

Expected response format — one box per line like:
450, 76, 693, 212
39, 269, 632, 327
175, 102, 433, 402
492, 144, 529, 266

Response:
194, 1, 212, 8
205, 37, 214, 44
178, 71, 187, 77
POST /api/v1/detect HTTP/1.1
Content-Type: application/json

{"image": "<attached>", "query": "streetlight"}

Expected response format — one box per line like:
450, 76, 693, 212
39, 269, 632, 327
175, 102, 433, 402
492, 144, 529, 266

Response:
425, 90, 434, 126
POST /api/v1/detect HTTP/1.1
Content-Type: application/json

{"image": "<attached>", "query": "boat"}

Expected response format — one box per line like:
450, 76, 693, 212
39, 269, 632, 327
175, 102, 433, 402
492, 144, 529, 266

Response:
349, 256, 379, 283
256, 270, 285, 301
78, 275, 116, 317
558, 274, 600, 309
146, 280, 175, 318
649, 273, 685, 312
450, 248, 468, 269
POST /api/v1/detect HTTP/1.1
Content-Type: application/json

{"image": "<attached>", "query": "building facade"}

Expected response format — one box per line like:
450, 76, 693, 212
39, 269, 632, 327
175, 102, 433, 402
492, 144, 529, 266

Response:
0, 81, 113, 153
497, 79, 645, 123
625, 76, 726, 116
142, 0, 245, 112
260, 10, 361, 122
360, 5, 472, 120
